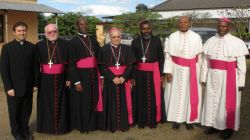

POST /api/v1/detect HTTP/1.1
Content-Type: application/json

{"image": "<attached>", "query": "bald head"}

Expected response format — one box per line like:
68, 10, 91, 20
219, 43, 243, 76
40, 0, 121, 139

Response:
45, 24, 58, 33
109, 28, 121, 36
178, 16, 191, 32
44, 24, 58, 41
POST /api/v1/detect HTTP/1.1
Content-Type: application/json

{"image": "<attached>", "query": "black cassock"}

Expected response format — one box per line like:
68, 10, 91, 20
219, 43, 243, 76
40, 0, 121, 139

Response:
0, 40, 39, 138
131, 36, 166, 128
68, 35, 101, 132
36, 39, 70, 134
99, 44, 136, 132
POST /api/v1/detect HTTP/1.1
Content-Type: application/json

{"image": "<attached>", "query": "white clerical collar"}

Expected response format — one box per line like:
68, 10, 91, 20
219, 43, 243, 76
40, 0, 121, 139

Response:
110, 43, 120, 48
47, 40, 57, 45
180, 30, 189, 35
78, 33, 87, 37
16, 39, 24, 45
217, 33, 230, 39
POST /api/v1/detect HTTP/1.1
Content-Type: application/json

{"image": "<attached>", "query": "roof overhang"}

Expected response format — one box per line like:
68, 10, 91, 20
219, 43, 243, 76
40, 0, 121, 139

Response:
152, 0, 250, 12
0, 1, 64, 14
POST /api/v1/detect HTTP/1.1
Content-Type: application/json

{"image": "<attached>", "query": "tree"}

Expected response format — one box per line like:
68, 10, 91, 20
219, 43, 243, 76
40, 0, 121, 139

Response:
136, 4, 148, 12
38, 13, 48, 33
159, 17, 179, 37
38, 12, 101, 36
182, 11, 212, 26
113, 11, 162, 35
112, 3, 179, 38
219, 6, 250, 40
85, 16, 101, 36
113, 4, 159, 35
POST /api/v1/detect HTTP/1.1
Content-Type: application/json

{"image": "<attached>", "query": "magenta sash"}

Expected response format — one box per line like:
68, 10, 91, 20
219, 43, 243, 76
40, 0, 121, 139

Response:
41, 64, 64, 74
209, 59, 237, 129
76, 57, 103, 112
76, 57, 96, 68
172, 56, 199, 121
136, 62, 161, 122
108, 66, 133, 125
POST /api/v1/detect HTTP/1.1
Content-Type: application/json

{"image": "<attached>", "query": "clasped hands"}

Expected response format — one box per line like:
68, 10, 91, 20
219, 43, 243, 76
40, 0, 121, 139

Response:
113, 77, 125, 85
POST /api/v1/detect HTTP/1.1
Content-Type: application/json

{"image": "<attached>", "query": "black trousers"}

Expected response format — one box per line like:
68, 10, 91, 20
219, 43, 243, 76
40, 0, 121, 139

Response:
7, 94, 33, 138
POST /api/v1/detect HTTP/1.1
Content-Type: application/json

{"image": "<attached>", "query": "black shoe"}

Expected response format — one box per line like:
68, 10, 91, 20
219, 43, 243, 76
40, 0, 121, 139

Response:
220, 129, 234, 139
172, 122, 180, 130
21, 133, 31, 140
14, 135, 24, 140
204, 127, 220, 135
185, 124, 194, 130
14, 136, 19, 140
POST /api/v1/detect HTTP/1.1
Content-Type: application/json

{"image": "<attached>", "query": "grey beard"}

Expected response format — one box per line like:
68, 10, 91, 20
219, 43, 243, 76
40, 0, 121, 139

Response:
142, 34, 151, 40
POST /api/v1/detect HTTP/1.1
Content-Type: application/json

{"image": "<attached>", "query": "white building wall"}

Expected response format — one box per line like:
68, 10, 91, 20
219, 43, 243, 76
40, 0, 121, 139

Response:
157, 9, 250, 19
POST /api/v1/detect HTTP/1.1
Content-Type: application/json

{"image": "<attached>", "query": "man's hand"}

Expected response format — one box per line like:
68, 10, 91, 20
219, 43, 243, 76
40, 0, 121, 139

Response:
161, 75, 165, 83
66, 81, 71, 87
239, 87, 245, 91
166, 73, 173, 83
33, 87, 38, 92
7, 89, 15, 96
113, 77, 120, 85
131, 79, 136, 86
201, 82, 206, 87
119, 77, 125, 84
75, 83, 83, 92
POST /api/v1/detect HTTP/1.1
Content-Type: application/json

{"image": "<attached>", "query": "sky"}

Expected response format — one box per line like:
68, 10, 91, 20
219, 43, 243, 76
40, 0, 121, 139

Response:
37, 0, 165, 17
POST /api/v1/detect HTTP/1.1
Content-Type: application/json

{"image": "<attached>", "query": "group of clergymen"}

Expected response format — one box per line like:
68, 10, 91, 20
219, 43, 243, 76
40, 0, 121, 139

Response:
0, 15, 248, 140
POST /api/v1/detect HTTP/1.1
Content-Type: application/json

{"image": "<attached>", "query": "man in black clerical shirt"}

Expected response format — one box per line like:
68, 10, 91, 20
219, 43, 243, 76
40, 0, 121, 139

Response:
0, 21, 39, 140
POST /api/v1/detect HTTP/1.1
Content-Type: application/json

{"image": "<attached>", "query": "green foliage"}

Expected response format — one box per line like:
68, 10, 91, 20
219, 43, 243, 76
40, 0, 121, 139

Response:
85, 16, 101, 36
113, 11, 159, 35
182, 11, 213, 26
57, 12, 81, 35
232, 20, 250, 40
233, 32, 250, 41
112, 10, 178, 37
220, 6, 250, 40
38, 12, 101, 36
37, 13, 48, 33
159, 17, 179, 37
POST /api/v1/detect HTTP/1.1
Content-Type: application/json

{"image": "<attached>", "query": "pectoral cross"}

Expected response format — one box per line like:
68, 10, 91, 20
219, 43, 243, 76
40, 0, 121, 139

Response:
142, 56, 147, 63
48, 60, 53, 68
115, 61, 120, 69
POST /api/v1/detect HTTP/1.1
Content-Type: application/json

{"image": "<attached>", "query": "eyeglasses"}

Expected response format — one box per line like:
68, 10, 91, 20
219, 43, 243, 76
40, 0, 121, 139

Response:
47, 30, 58, 34
111, 36, 121, 39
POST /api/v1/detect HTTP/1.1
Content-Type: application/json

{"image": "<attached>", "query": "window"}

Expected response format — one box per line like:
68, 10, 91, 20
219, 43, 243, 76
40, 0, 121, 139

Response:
0, 15, 4, 42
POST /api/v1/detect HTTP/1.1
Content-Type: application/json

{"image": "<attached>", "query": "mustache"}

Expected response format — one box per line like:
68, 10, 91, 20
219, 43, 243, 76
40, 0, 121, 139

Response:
141, 32, 152, 38
142, 34, 151, 39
